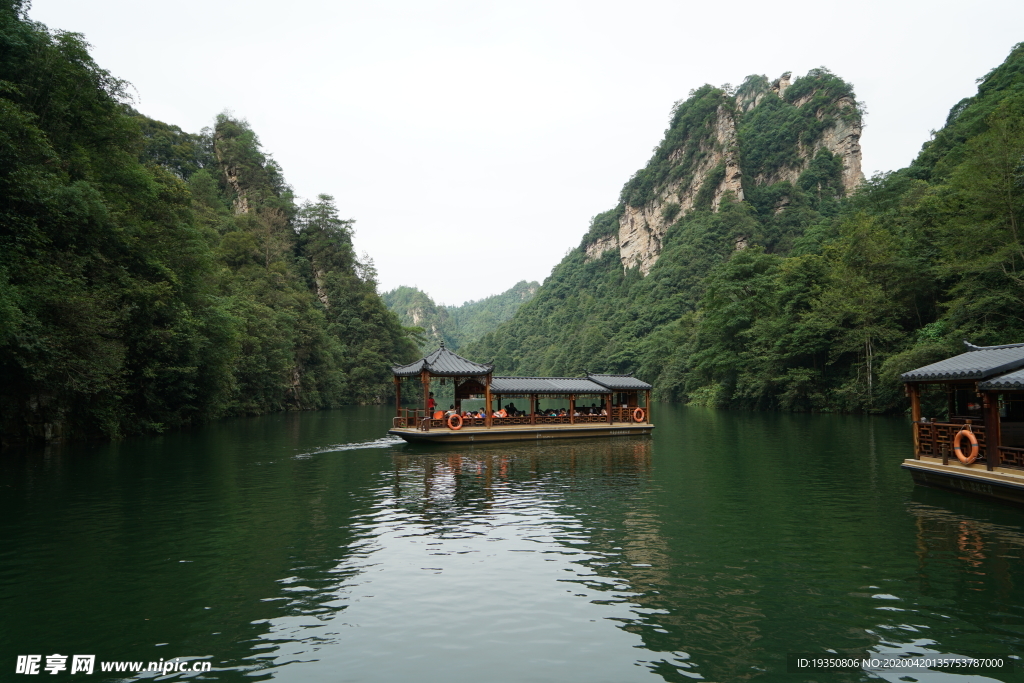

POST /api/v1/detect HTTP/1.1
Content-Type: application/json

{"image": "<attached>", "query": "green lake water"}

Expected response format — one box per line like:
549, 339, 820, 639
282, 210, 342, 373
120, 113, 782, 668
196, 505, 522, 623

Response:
2, 405, 1023, 682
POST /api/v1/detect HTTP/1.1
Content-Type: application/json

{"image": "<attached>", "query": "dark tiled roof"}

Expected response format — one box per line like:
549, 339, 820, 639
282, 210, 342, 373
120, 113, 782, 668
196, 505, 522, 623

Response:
490, 377, 610, 394
901, 341, 1024, 382
587, 373, 653, 390
979, 368, 1024, 391
392, 344, 493, 377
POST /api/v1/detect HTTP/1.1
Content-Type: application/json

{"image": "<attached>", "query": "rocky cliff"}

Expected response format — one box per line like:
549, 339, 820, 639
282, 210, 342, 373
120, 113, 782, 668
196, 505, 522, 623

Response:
587, 69, 864, 274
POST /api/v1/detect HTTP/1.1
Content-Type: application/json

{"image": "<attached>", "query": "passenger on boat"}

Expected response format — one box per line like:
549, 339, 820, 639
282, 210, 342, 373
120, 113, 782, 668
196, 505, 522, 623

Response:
495, 408, 507, 418
445, 405, 457, 417
427, 392, 436, 413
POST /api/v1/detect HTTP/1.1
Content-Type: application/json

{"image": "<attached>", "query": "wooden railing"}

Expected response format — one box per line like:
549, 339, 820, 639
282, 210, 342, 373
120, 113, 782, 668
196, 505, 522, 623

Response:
999, 446, 1024, 468
393, 408, 429, 429
913, 421, 988, 463
394, 407, 650, 431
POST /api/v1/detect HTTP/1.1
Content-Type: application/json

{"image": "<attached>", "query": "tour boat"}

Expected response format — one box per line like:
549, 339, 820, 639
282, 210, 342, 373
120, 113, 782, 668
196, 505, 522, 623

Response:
901, 341, 1024, 504
388, 344, 653, 444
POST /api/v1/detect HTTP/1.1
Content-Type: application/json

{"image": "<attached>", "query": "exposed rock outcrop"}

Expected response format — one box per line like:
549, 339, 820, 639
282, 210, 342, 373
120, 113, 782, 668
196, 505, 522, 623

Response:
213, 130, 250, 215
586, 69, 864, 275
618, 105, 743, 274
754, 95, 863, 195
771, 72, 792, 98
585, 234, 619, 263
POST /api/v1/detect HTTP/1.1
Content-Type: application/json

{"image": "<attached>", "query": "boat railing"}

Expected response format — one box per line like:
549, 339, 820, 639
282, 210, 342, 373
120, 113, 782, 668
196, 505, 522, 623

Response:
395, 406, 650, 431
913, 421, 989, 463
492, 416, 537, 425
998, 446, 1024, 468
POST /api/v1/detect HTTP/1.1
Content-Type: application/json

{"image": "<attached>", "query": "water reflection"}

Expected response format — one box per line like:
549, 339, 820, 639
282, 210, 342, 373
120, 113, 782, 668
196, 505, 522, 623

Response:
245, 438, 697, 683
4, 407, 1024, 682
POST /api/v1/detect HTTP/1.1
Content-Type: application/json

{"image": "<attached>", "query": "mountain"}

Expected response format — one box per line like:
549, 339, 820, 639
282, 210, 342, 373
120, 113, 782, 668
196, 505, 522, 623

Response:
383, 281, 539, 352
0, 3, 418, 445
464, 50, 1024, 414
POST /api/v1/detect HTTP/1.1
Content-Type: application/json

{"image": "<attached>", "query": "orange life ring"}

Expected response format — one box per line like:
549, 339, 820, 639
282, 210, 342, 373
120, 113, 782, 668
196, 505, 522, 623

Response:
633, 407, 645, 423
953, 428, 978, 465
447, 414, 463, 430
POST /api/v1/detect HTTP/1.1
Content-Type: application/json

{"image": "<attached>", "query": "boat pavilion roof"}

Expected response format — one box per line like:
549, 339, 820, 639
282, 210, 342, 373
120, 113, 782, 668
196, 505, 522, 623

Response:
391, 343, 493, 378
587, 373, 653, 391
979, 368, 1024, 391
490, 377, 611, 395
901, 341, 1024, 383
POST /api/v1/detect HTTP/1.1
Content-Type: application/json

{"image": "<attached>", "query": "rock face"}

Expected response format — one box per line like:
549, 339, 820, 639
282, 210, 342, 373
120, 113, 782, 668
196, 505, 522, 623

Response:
592, 70, 864, 275
618, 105, 744, 274
584, 234, 619, 263
818, 98, 863, 195
213, 135, 250, 215
754, 95, 863, 196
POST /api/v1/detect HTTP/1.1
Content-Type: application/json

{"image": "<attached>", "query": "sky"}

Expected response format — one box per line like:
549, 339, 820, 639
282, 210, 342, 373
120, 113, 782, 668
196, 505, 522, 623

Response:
26, 0, 1024, 306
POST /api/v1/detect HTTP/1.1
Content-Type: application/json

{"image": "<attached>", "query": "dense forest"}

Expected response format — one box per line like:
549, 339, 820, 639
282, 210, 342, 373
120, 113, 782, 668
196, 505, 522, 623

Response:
383, 281, 538, 352
3, 0, 1021, 447
0, 1, 418, 445
465, 46, 1024, 413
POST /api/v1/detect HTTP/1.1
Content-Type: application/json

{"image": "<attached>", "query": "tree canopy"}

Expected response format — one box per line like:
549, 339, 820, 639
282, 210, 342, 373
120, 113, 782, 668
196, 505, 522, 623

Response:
0, 6, 418, 444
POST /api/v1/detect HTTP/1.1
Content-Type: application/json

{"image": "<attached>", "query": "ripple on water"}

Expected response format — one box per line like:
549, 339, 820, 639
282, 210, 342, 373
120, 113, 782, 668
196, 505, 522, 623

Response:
3, 406, 1024, 682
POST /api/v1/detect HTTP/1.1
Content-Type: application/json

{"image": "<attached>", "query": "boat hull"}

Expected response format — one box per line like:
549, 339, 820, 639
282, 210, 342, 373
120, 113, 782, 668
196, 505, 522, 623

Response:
388, 422, 654, 444
902, 457, 1024, 506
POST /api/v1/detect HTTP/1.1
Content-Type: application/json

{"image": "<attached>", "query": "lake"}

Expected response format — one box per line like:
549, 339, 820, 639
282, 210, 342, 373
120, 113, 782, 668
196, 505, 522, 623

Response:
2, 404, 1022, 682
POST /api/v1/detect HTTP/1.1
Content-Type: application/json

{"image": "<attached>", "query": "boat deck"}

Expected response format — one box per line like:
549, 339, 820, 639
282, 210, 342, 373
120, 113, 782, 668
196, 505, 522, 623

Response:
902, 456, 1024, 504
389, 421, 654, 444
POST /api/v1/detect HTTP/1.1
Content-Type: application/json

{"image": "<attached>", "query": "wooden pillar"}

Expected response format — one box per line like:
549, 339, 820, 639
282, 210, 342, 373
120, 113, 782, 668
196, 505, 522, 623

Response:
530, 394, 536, 425
606, 393, 613, 424
985, 392, 1001, 471
943, 418, 952, 466
570, 395, 575, 424
420, 370, 431, 431
484, 373, 492, 428
421, 370, 430, 417
908, 383, 921, 458
928, 422, 936, 461
645, 390, 651, 423
394, 376, 401, 416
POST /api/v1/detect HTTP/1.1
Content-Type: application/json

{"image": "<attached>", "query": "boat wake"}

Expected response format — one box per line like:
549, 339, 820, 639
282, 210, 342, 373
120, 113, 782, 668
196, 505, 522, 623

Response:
293, 436, 405, 459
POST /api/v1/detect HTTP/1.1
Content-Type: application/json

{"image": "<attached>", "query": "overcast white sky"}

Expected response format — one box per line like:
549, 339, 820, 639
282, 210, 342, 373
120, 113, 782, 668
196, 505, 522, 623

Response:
27, 0, 1024, 306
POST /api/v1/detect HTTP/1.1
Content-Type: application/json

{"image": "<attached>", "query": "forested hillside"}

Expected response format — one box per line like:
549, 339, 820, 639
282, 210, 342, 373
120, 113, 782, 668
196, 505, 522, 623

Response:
0, 1, 418, 445
465, 48, 1024, 413
383, 280, 538, 352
